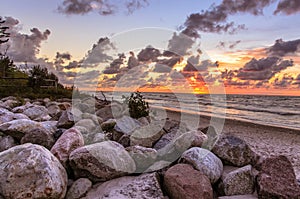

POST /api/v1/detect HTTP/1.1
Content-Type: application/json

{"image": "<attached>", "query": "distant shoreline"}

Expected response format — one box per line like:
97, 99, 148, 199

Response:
151, 105, 300, 133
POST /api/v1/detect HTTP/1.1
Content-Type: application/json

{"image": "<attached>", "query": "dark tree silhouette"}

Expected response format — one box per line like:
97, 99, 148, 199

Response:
0, 17, 10, 45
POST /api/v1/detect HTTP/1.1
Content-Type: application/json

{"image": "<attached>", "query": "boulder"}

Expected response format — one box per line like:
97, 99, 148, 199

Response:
126, 145, 157, 173
0, 119, 45, 140
51, 128, 84, 168
41, 121, 57, 134
75, 119, 96, 132
92, 133, 107, 143
218, 195, 258, 199
66, 178, 92, 199
101, 118, 116, 131
130, 120, 165, 147
0, 99, 19, 110
0, 143, 67, 199
69, 141, 136, 182
164, 164, 213, 199
57, 110, 74, 128
0, 135, 17, 152
212, 135, 256, 167
13, 113, 30, 120
81, 113, 103, 125
96, 103, 123, 121
173, 130, 207, 151
156, 131, 207, 163
82, 172, 164, 199
114, 116, 141, 135
153, 132, 175, 150
257, 155, 300, 199
0, 108, 14, 125
145, 160, 172, 172
11, 102, 32, 113
23, 105, 50, 121
47, 103, 61, 117
179, 147, 223, 184
20, 127, 55, 149
218, 165, 254, 196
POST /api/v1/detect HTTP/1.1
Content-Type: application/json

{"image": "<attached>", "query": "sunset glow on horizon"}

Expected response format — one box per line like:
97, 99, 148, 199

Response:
1, 0, 300, 96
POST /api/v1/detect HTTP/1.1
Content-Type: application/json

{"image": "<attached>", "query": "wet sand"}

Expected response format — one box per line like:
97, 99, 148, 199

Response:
154, 107, 300, 179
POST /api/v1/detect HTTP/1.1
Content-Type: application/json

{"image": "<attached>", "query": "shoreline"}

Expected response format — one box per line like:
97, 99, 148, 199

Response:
151, 105, 300, 132
154, 107, 300, 179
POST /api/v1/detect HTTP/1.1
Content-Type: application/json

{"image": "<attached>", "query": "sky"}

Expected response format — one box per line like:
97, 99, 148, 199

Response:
1, 0, 300, 96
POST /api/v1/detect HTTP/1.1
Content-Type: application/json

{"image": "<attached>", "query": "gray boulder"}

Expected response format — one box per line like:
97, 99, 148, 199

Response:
0, 108, 14, 125
20, 127, 55, 149
66, 178, 92, 199
0, 143, 67, 199
51, 128, 84, 168
114, 115, 141, 135
130, 120, 165, 147
75, 119, 96, 132
126, 145, 157, 173
57, 110, 74, 128
82, 172, 164, 199
0, 119, 46, 140
23, 105, 50, 121
212, 135, 256, 167
179, 147, 223, 184
0, 135, 17, 152
69, 141, 136, 182
218, 165, 255, 196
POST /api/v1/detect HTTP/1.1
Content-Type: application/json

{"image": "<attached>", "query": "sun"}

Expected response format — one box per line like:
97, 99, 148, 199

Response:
193, 87, 206, 94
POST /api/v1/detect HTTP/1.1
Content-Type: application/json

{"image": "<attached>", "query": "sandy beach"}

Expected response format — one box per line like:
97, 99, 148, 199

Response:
154, 108, 300, 179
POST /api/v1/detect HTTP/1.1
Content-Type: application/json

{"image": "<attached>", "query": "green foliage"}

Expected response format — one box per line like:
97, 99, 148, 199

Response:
122, 92, 149, 119
28, 65, 59, 89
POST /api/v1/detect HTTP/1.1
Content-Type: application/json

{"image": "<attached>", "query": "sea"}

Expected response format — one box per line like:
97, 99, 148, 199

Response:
95, 92, 300, 130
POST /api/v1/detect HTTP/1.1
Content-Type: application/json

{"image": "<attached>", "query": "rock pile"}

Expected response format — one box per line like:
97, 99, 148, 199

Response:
0, 96, 299, 199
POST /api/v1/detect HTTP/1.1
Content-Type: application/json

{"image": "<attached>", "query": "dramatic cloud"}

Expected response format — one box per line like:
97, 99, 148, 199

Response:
273, 75, 294, 88
236, 57, 293, 80
152, 63, 172, 73
268, 38, 300, 57
181, 0, 275, 38
58, 0, 149, 15
127, 51, 139, 69
183, 59, 217, 72
56, 52, 71, 60
157, 56, 182, 68
167, 32, 195, 55
1, 16, 51, 63
54, 52, 72, 66
137, 46, 161, 62
102, 53, 125, 74
274, 0, 300, 15
83, 37, 115, 65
